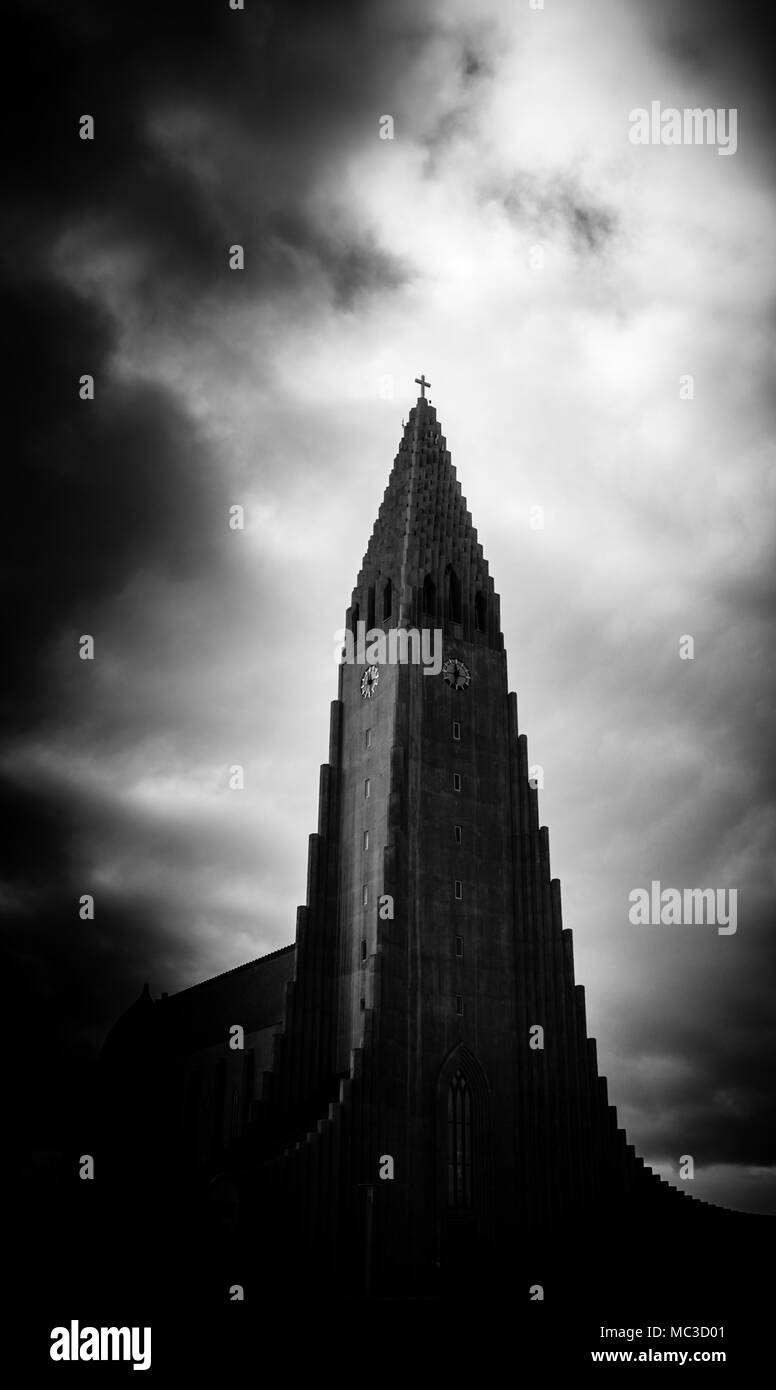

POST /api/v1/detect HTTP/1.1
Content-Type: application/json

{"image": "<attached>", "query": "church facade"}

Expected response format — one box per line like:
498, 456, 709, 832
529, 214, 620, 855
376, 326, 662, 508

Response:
101, 385, 749, 1303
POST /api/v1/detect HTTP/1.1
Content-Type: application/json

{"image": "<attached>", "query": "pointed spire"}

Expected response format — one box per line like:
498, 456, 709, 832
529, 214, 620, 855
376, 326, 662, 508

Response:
347, 384, 502, 649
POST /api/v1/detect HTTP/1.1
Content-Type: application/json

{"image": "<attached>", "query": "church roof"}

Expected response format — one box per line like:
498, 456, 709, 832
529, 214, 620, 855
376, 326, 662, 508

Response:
102, 944, 295, 1058
158, 943, 295, 1048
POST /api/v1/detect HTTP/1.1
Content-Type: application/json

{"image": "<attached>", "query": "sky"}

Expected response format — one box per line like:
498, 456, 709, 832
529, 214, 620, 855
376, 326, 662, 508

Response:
3, 0, 774, 1214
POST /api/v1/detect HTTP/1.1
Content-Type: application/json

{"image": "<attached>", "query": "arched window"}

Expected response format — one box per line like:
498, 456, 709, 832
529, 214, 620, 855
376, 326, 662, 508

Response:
448, 569, 462, 624
437, 1044, 491, 1224
422, 574, 436, 614
383, 578, 392, 622
448, 1070, 473, 1207
474, 591, 486, 632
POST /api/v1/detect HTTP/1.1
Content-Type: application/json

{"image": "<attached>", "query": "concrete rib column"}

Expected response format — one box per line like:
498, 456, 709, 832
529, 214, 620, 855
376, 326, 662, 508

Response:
507, 693, 530, 1229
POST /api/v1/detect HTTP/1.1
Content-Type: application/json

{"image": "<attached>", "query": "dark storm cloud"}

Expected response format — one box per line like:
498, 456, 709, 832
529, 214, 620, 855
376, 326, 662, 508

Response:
8, 0, 412, 312
647, 0, 776, 129
3, 278, 225, 732
3, 0, 417, 712
3, 0, 424, 1152
611, 917, 776, 1172
4, 0, 422, 724
264, 211, 409, 309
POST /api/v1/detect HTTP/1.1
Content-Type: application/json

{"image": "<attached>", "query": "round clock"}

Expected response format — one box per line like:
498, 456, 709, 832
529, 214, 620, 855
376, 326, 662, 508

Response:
360, 665, 380, 699
442, 657, 471, 690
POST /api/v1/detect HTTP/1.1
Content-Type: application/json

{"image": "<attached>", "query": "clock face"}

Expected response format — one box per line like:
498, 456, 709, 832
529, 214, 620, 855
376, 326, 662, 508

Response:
360, 665, 380, 699
442, 657, 471, 691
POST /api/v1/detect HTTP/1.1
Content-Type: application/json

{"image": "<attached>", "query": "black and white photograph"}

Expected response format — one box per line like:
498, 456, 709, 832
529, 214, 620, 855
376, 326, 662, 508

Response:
4, 0, 775, 1376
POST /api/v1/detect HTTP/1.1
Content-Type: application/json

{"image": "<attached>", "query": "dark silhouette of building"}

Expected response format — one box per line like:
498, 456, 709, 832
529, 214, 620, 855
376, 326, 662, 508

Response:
100, 387, 759, 1309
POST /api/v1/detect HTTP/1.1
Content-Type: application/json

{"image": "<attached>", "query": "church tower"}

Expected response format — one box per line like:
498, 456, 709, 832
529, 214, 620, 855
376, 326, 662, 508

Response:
251, 380, 704, 1299
101, 382, 752, 1307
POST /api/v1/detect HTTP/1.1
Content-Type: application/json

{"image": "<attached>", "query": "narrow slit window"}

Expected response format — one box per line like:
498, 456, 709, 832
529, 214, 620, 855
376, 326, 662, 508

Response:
362, 884, 368, 906
452, 721, 461, 741
244, 1050, 255, 1118
453, 773, 461, 792
365, 778, 371, 798
212, 1059, 226, 1157
423, 574, 436, 614
456, 995, 464, 1017
365, 728, 372, 749
454, 880, 462, 900
454, 825, 462, 844
448, 569, 462, 624
230, 1087, 241, 1141
361, 939, 367, 962
455, 936, 464, 958
363, 830, 369, 851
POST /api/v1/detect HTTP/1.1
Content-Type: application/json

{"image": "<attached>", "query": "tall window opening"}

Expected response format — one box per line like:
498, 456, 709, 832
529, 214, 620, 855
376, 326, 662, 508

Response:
437, 1045, 491, 1240
448, 569, 462, 624
447, 1069, 473, 1207
383, 578, 392, 622
212, 1059, 226, 1156
230, 1087, 240, 1140
244, 1050, 255, 1129
474, 592, 486, 632
423, 574, 436, 614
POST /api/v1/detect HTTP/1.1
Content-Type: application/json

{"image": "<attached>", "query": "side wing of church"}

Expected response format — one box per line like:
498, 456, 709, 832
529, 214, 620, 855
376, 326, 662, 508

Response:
101, 389, 753, 1302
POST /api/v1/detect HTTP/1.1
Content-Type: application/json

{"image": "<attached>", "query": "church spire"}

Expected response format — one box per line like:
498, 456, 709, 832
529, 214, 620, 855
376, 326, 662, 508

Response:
349, 383, 502, 649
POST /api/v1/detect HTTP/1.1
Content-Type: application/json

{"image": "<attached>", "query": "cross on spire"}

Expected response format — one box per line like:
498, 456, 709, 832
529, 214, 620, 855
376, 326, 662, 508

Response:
415, 374, 431, 399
